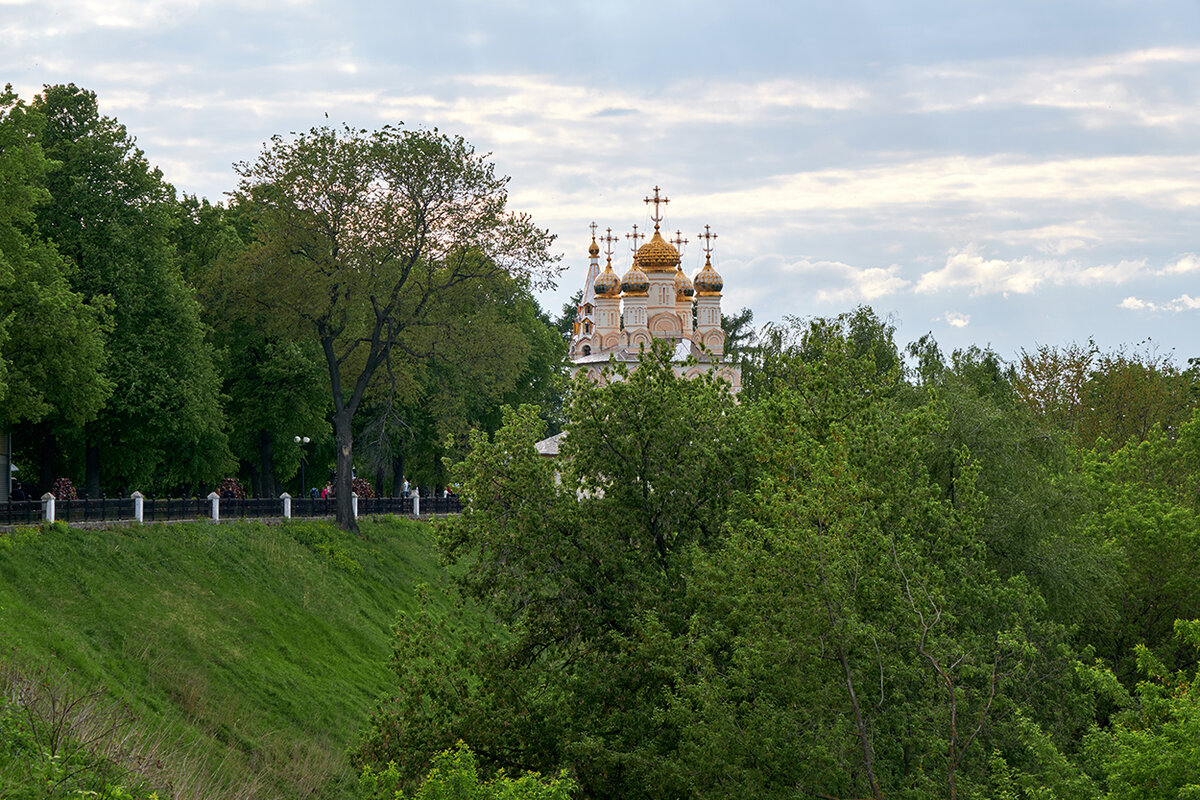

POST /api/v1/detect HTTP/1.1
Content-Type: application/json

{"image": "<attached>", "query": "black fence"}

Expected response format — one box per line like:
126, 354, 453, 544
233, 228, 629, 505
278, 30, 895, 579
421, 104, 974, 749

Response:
422, 495, 464, 514
0, 500, 42, 526
0, 493, 461, 526
143, 497, 209, 522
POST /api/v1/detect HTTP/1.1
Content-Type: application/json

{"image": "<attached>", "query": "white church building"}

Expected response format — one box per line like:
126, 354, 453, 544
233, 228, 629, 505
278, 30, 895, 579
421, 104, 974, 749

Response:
566, 187, 742, 393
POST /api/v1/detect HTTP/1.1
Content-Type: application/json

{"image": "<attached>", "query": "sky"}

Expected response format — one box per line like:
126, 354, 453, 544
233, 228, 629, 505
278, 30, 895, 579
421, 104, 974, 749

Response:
4, 0, 1200, 363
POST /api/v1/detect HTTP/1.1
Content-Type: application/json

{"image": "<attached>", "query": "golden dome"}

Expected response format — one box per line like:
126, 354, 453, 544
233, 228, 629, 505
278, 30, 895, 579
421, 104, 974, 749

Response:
693, 254, 723, 295
593, 261, 621, 298
621, 263, 649, 295
589, 239, 600, 257
634, 230, 681, 272
674, 266, 694, 298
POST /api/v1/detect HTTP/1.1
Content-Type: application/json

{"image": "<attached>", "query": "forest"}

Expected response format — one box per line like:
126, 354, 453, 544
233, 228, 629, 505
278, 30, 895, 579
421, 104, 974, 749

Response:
2, 83, 1200, 799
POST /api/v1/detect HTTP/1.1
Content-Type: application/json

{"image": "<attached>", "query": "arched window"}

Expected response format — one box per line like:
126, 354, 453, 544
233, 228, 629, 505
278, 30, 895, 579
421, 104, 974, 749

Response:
583, 345, 591, 355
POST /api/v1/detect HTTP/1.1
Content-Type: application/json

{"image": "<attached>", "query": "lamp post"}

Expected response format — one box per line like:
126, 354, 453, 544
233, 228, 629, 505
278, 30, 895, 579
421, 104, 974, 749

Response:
294, 436, 310, 496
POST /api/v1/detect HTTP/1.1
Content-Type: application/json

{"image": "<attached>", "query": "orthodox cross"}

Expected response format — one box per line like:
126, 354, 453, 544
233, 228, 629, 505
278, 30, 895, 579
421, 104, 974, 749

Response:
626, 224, 644, 256
601, 227, 619, 263
589, 220, 598, 242
643, 186, 670, 230
698, 224, 718, 255
670, 229, 689, 254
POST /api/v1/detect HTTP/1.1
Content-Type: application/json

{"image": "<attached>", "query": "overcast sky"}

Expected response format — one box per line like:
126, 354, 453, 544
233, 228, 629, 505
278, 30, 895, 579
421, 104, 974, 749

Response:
4, 0, 1199, 363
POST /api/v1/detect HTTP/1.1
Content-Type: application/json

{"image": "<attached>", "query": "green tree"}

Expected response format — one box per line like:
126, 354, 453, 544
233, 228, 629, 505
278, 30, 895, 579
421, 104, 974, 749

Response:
1084, 620, 1200, 800
0, 85, 110, 439
359, 742, 575, 800
177, 193, 332, 498
358, 342, 751, 798
1080, 411, 1200, 683
30, 83, 229, 494
229, 124, 558, 530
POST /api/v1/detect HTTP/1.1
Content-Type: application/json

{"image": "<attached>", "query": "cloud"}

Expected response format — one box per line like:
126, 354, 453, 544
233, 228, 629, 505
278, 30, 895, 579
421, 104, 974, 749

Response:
1159, 254, 1200, 275
915, 248, 1149, 296
1120, 294, 1200, 313
731, 254, 910, 307
905, 47, 1200, 129
942, 312, 970, 328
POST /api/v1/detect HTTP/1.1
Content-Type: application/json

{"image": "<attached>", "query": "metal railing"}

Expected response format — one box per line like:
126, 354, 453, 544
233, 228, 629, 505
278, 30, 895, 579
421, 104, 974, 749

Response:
0, 491, 460, 527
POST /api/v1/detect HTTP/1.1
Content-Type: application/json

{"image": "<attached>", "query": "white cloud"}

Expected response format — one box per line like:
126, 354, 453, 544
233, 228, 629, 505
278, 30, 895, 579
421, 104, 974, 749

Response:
1120, 294, 1200, 313
942, 312, 970, 328
916, 248, 1149, 296
748, 255, 911, 306
905, 47, 1200, 129
1159, 254, 1200, 275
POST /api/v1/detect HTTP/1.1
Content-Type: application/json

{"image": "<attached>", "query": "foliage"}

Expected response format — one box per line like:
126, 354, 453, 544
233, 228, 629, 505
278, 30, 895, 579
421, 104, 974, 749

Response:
0, 84, 110, 430
228, 122, 559, 530
49, 477, 76, 501
0, 660, 160, 799
1085, 620, 1200, 800
358, 742, 574, 800
30, 83, 230, 494
358, 341, 751, 798
1080, 411, 1200, 682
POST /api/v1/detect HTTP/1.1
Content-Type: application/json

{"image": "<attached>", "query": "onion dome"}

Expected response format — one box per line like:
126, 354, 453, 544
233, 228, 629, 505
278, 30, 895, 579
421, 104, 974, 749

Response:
593, 260, 621, 298
693, 254, 723, 295
634, 230, 681, 273
589, 238, 600, 257
621, 263, 650, 295
674, 265, 694, 298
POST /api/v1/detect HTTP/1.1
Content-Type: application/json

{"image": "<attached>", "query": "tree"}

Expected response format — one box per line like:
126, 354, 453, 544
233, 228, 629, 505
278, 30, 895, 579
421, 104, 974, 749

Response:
30, 84, 229, 495
358, 742, 575, 800
229, 124, 558, 530
0, 85, 110, 437
719, 306, 755, 361
358, 342, 752, 798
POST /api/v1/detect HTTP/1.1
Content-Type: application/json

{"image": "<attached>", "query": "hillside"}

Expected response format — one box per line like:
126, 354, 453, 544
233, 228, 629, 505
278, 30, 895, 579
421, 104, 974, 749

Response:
0, 516, 452, 799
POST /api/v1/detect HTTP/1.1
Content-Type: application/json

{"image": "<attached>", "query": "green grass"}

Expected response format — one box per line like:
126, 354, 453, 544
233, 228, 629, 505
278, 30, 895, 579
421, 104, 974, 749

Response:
0, 516, 453, 799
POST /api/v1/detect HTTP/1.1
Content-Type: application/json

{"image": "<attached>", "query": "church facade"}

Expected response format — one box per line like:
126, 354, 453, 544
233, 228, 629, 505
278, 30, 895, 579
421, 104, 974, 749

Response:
567, 188, 742, 393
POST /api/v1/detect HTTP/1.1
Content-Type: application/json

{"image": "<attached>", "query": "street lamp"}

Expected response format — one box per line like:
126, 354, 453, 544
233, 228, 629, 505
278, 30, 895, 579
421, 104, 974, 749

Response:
294, 436, 310, 497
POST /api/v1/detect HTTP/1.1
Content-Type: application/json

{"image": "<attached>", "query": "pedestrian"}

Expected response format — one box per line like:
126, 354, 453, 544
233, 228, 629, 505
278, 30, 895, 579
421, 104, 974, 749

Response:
402, 478, 409, 497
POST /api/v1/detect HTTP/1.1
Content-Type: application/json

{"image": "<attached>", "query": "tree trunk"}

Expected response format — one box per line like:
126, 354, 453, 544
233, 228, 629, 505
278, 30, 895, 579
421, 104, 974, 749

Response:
36, 424, 57, 495
332, 410, 358, 533
258, 429, 276, 498
85, 439, 101, 499
244, 458, 262, 499
391, 453, 405, 497
374, 462, 385, 499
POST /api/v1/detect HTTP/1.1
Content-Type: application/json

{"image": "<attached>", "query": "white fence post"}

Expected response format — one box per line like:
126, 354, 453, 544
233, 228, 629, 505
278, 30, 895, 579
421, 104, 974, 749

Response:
351, 492, 358, 519
281, 492, 291, 519
132, 491, 144, 523
41, 493, 55, 524
412, 488, 420, 517
208, 491, 220, 523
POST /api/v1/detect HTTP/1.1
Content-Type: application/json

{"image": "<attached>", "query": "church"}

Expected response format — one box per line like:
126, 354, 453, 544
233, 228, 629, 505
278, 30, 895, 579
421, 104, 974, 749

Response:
566, 187, 742, 393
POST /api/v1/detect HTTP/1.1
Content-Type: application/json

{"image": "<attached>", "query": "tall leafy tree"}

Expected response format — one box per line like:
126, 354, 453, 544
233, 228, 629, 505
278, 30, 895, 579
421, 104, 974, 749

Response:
0, 86, 109, 443
228, 123, 558, 530
358, 342, 752, 798
31, 84, 229, 494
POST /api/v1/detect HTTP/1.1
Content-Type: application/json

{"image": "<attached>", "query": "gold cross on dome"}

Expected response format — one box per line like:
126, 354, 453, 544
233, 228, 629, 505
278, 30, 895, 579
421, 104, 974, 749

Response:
589, 221, 598, 241
626, 224, 644, 255
670, 229, 688, 253
698, 224, 718, 255
601, 227, 619, 261
643, 186, 670, 230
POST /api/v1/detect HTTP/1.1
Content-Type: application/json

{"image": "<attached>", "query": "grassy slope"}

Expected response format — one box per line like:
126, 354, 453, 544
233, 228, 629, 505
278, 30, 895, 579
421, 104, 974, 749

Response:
0, 516, 451, 798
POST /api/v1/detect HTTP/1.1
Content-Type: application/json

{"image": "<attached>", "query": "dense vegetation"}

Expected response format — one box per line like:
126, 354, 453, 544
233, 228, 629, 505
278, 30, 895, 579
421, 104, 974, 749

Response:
3, 82, 1200, 799
358, 317, 1200, 800
0, 83, 566, 505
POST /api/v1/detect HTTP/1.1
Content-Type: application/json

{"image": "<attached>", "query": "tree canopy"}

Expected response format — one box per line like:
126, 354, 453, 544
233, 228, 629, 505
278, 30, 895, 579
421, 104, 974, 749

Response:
227, 123, 559, 529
